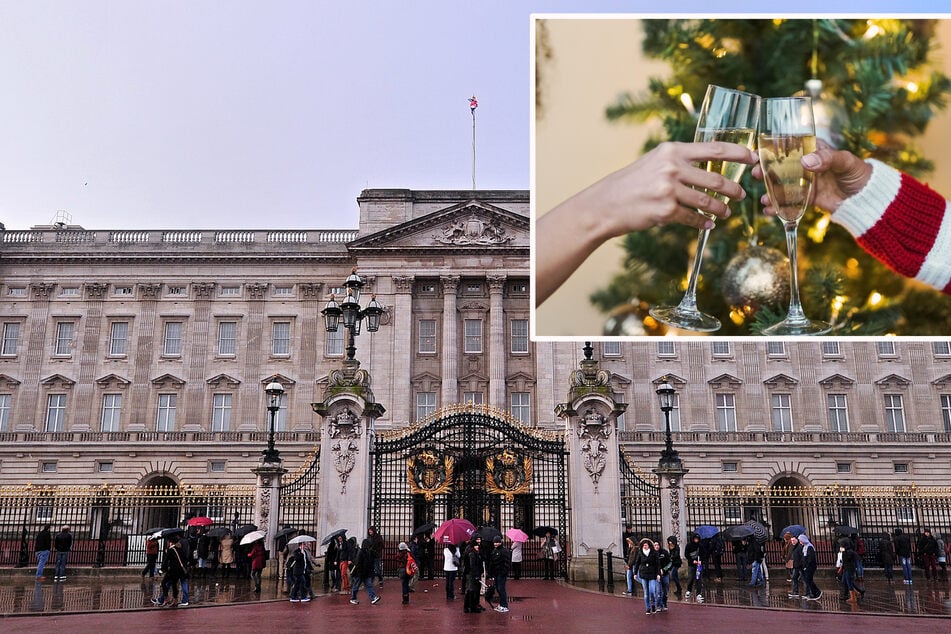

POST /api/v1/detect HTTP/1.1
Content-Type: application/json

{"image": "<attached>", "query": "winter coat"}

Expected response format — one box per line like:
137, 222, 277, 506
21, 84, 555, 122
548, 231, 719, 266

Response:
747, 540, 764, 563
668, 542, 682, 568
351, 539, 375, 578
655, 547, 672, 573
489, 544, 512, 577
35, 527, 52, 552
800, 536, 818, 573
633, 546, 660, 579
146, 538, 160, 556
879, 538, 895, 565
249, 541, 266, 571
219, 535, 235, 565
511, 541, 523, 563
791, 542, 804, 570
894, 532, 913, 558
163, 543, 188, 580
54, 530, 72, 552
463, 546, 485, 593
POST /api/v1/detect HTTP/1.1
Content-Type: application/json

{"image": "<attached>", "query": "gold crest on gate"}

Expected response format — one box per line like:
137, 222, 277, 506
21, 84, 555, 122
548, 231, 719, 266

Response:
407, 449, 454, 501
485, 449, 532, 502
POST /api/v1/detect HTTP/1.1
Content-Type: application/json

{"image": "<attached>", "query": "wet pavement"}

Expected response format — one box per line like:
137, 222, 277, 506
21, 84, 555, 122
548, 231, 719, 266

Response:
1, 569, 949, 632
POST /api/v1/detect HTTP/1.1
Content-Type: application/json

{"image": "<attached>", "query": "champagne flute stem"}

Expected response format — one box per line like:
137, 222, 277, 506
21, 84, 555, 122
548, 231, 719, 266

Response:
783, 221, 808, 322
677, 226, 711, 313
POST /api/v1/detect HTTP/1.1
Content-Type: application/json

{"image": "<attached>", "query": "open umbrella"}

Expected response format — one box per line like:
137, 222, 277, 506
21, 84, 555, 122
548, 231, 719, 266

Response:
781, 524, 807, 538
233, 524, 258, 538
692, 525, 719, 540
207, 527, 231, 538
506, 528, 529, 543
745, 520, 769, 543
145, 527, 165, 536
833, 525, 859, 536
276, 526, 298, 539
288, 534, 317, 545
434, 518, 476, 545
321, 528, 348, 546
240, 530, 266, 545
187, 516, 213, 527
532, 526, 558, 538
154, 527, 184, 539
412, 522, 437, 536
721, 524, 755, 541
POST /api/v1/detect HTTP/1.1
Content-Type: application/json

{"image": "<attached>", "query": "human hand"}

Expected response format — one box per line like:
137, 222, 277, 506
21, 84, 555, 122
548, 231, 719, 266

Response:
752, 138, 872, 214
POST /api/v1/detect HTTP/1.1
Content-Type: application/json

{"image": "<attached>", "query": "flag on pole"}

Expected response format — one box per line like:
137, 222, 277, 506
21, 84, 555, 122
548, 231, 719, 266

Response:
469, 95, 478, 113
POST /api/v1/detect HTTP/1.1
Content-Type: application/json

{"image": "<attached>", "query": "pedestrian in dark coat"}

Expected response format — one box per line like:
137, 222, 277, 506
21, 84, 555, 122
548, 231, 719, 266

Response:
152, 537, 189, 607
666, 536, 683, 596
799, 534, 822, 600
919, 528, 940, 580
349, 538, 380, 605
788, 536, 803, 598
53, 526, 72, 581
879, 533, 895, 582
34, 524, 52, 581
462, 540, 486, 613
894, 528, 913, 584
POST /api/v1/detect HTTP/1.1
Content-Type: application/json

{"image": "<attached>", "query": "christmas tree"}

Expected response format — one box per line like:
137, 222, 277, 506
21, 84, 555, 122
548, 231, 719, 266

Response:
596, 18, 951, 336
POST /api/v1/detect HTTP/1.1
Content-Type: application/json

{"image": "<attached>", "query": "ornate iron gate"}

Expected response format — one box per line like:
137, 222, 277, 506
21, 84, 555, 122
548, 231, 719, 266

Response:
371, 405, 569, 577
278, 447, 320, 536
619, 450, 662, 542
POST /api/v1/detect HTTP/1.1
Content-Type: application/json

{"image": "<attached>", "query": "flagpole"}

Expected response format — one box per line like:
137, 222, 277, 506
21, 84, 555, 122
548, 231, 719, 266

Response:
469, 95, 478, 190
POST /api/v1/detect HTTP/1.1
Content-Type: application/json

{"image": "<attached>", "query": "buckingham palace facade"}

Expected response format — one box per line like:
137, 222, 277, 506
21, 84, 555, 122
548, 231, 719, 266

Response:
2, 188, 951, 492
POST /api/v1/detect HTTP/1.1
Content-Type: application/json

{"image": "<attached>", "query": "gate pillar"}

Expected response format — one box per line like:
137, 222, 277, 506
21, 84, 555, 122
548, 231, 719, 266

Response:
251, 461, 287, 569
312, 359, 386, 552
556, 343, 627, 582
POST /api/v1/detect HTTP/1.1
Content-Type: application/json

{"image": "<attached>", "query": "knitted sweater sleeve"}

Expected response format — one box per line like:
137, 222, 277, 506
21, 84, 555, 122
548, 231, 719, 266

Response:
832, 159, 951, 293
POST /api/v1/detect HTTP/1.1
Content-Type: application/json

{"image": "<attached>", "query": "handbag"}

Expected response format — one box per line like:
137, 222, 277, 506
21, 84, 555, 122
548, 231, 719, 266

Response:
552, 545, 561, 555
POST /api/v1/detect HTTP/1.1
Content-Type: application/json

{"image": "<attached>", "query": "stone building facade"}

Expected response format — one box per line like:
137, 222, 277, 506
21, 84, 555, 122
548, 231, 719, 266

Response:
1, 188, 950, 494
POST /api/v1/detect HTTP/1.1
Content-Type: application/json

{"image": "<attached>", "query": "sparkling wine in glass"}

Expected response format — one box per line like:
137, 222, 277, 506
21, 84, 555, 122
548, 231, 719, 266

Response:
759, 96, 831, 336
650, 85, 760, 332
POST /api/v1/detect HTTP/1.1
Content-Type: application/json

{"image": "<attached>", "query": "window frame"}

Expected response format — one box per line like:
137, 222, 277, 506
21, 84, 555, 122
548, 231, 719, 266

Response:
0, 393, 11, 432
770, 393, 793, 432
415, 392, 436, 421
827, 393, 850, 433
511, 391, 532, 424
217, 320, 237, 356
715, 392, 737, 432
54, 321, 75, 356
100, 393, 123, 432
418, 319, 437, 354
1, 322, 20, 356
211, 393, 232, 432
884, 393, 906, 433
511, 319, 529, 354
464, 319, 483, 354
272, 320, 291, 356
156, 393, 177, 432
326, 327, 344, 357
45, 393, 67, 432
109, 321, 129, 356
163, 321, 184, 356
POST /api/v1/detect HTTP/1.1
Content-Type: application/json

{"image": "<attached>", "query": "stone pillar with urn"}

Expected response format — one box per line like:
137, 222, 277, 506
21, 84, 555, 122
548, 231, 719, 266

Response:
555, 342, 627, 581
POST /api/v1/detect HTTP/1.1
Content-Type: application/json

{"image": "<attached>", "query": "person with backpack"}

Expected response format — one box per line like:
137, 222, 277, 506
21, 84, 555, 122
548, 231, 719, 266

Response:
398, 541, 418, 605
487, 535, 511, 613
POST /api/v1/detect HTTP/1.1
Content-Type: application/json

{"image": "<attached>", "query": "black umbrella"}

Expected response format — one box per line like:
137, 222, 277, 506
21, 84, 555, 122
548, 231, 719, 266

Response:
207, 527, 231, 538
233, 524, 258, 538
412, 522, 437, 536
532, 526, 558, 538
475, 525, 502, 541
744, 520, 769, 543
276, 526, 298, 539
321, 528, 348, 546
145, 527, 165, 536
833, 525, 859, 536
159, 527, 185, 539
721, 524, 755, 541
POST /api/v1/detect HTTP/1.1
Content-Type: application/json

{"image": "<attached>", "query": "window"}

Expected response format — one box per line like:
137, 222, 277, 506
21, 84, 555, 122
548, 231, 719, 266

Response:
97, 461, 114, 473
217, 321, 237, 356
463, 392, 483, 405
771, 394, 793, 432
821, 341, 841, 357
464, 319, 483, 353
877, 340, 897, 357
465, 282, 482, 294
210, 461, 227, 473
836, 462, 852, 473
163, 322, 183, 356
942, 394, 951, 433
614, 392, 626, 431
273, 285, 293, 297
715, 393, 737, 432
511, 392, 531, 424
827, 394, 849, 432
0, 394, 10, 431
326, 327, 344, 356
109, 321, 129, 356
667, 393, 681, 431
657, 341, 675, 357
272, 321, 291, 356
416, 392, 436, 421
220, 285, 241, 297
8, 287, 26, 297
933, 341, 951, 357
723, 506, 742, 522
273, 393, 288, 432
60, 287, 79, 297
510, 281, 528, 294
511, 319, 529, 354
894, 463, 909, 474
100, 394, 122, 432
418, 319, 436, 354
602, 341, 621, 357
884, 394, 906, 433
711, 341, 731, 357
722, 462, 738, 473
114, 286, 133, 296
766, 341, 785, 356
212, 394, 232, 432
166, 286, 186, 297
156, 394, 177, 432
54, 321, 74, 356
45, 394, 66, 432
418, 282, 437, 294
41, 462, 57, 473
1, 322, 19, 356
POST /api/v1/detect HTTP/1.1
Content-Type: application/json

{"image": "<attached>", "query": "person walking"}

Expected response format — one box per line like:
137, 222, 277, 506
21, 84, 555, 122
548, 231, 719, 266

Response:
34, 524, 52, 581
894, 528, 914, 584
398, 541, 418, 605
142, 536, 159, 578
152, 535, 189, 607
420, 532, 436, 580
623, 537, 637, 596
787, 535, 803, 598
684, 533, 707, 603
799, 534, 822, 601
53, 525, 72, 581
936, 533, 947, 581
443, 541, 461, 600
840, 538, 864, 604
541, 531, 559, 580
733, 538, 749, 583
879, 532, 896, 583
349, 537, 381, 605
332, 534, 350, 592
632, 538, 661, 615
654, 540, 671, 611
287, 544, 311, 603
748, 539, 766, 587
667, 536, 683, 598
488, 535, 511, 613
248, 538, 266, 593
368, 526, 385, 587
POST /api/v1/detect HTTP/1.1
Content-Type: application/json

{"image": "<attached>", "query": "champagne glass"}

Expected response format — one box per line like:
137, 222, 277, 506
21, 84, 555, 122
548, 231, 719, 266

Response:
650, 85, 760, 332
759, 97, 832, 336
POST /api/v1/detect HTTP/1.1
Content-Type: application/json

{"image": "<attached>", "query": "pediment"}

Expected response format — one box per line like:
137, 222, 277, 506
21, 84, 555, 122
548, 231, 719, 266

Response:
819, 373, 855, 389
262, 374, 296, 387
652, 373, 686, 387
207, 373, 241, 388
708, 373, 743, 389
505, 371, 536, 385
96, 373, 131, 388
349, 201, 529, 252
41, 373, 75, 388
151, 373, 186, 389
610, 372, 633, 388
932, 374, 951, 389
0, 374, 21, 388
763, 373, 799, 389
875, 373, 911, 389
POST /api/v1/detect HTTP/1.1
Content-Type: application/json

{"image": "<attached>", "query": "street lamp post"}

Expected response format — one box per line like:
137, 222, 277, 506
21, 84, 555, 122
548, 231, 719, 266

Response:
263, 381, 285, 463
656, 376, 681, 469
321, 268, 383, 359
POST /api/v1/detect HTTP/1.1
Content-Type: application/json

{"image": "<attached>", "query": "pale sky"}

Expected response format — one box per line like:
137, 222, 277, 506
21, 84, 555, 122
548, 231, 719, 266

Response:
1, 1, 942, 230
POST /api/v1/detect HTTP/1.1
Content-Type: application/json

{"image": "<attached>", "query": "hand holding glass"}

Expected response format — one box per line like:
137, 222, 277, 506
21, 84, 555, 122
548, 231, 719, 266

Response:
759, 97, 831, 336
650, 85, 760, 332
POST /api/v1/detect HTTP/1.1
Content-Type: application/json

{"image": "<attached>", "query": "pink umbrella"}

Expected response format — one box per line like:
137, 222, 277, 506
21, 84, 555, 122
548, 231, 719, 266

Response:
434, 518, 476, 545
506, 528, 529, 543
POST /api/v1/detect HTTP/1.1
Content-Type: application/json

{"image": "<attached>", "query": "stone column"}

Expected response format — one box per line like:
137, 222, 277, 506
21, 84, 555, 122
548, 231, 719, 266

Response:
251, 460, 287, 575
391, 275, 414, 425
487, 274, 506, 409
654, 463, 689, 555
440, 275, 459, 406
312, 359, 386, 557
556, 343, 627, 581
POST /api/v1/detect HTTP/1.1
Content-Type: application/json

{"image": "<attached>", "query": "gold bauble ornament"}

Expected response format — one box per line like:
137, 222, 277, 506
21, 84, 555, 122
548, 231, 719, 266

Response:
721, 246, 790, 316
804, 79, 849, 149
603, 299, 668, 337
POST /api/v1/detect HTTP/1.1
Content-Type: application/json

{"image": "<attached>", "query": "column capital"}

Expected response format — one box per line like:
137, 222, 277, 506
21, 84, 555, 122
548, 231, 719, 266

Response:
487, 274, 507, 293
393, 275, 415, 293
440, 275, 460, 292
